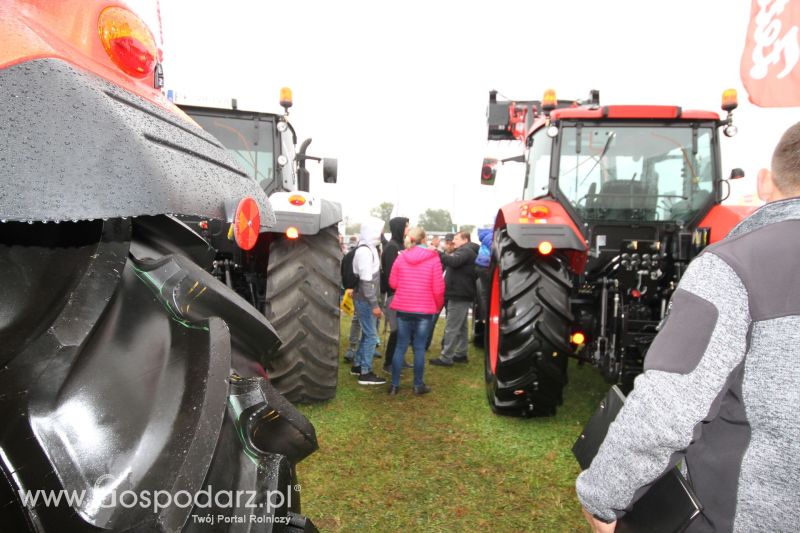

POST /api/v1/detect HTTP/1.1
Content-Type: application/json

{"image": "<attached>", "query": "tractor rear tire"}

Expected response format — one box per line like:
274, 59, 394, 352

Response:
264, 225, 342, 403
484, 228, 573, 417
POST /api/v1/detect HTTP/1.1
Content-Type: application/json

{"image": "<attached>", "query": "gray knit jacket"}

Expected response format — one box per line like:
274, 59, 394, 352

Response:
576, 197, 800, 532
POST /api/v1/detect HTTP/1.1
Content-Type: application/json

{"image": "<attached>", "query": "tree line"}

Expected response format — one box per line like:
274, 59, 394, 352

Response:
344, 202, 475, 235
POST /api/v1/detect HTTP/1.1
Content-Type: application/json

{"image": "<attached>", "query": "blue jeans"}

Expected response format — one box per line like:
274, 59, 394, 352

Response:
392, 312, 435, 387
355, 298, 379, 374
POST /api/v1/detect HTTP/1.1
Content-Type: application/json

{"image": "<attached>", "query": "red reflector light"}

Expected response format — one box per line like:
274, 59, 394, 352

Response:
531, 205, 549, 218
286, 226, 300, 239
631, 289, 641, 299
98, 7, 158, 79
537, 241, 553, 255
288, 195, 306, 206
233, 197, 260, 251
571, 332, 586, 345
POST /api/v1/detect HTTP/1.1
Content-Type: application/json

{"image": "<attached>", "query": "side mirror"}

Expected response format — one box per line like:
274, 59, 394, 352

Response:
323, 158, 338, 183
729, 168, 745, 180
481, 158, 498, 186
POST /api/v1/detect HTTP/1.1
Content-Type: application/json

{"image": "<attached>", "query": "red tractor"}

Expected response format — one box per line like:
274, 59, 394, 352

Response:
482, 88, 755, 417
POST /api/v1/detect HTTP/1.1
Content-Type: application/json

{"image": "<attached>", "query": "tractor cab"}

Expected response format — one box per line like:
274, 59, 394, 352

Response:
172, 88, 338, 195
537, 114, 724, 275
488, 89, 744, 277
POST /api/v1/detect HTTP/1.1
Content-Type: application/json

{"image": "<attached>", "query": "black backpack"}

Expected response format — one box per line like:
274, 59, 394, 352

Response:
341, 244, 368, 290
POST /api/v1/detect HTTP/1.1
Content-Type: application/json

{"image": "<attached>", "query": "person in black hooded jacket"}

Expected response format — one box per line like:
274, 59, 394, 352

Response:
380, 216, 409, 372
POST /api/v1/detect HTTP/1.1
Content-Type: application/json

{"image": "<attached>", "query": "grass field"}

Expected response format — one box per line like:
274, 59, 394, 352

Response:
296, 315, 609, 532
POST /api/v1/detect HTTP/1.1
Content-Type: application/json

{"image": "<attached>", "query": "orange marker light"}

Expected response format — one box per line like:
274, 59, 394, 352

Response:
280, 87, 293, 109
98, 7, 158, 78
542, 89, 558, 112
571, 332, 586, 345
286, 226, 300, 239
288, 194, 306, 206
722, 88, 738, 112
538, 241, 553, 255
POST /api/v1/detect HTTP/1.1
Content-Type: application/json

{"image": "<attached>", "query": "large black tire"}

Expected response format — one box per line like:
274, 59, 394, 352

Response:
484, 228, 573, 417
0, 218, 317, 530
264, 225, 342, 403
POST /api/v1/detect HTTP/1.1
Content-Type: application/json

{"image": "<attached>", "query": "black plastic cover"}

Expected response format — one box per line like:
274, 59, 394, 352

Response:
506, 223, 586, 251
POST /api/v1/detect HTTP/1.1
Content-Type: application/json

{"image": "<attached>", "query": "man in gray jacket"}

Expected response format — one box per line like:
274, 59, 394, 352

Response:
578, 122, 800, 532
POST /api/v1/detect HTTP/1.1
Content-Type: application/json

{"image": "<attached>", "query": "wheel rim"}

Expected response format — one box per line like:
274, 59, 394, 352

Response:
488, 266, 500, 375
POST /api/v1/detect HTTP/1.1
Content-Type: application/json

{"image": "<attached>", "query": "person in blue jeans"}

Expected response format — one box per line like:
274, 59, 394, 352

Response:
351, 217, 387, 385
387, 227, 445, 395
391, 312, 436, 392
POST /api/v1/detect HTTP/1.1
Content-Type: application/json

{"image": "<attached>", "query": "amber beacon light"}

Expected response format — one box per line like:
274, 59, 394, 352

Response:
280, 87, 293, 109
542, 88, 558, 113
721, 88, 738, 112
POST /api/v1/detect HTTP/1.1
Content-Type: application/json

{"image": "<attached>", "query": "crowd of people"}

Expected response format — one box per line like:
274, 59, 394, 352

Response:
342, 216, 490, 395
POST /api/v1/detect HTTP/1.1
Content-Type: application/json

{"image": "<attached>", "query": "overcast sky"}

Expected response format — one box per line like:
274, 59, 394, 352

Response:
134, 0, 797, 228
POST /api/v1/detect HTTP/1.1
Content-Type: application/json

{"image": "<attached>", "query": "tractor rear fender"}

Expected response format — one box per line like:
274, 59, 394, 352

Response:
495, 199, 589, 274
697, 204, 758, 244
0, 56, 274, 226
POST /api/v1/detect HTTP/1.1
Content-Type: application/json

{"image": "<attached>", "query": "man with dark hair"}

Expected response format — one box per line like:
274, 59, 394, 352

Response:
431, 231, 477, 366
578, 122, 800, 532
443, 232, 455, 254
380, 216, 409, 373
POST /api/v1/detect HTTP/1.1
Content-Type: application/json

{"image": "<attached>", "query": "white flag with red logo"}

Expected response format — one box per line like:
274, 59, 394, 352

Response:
741, 0, 800, 107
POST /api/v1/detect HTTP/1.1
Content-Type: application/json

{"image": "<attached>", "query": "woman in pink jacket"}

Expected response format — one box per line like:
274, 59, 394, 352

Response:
388, 226, 445, 395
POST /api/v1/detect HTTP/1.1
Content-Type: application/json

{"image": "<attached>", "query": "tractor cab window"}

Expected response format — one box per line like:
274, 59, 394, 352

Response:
557, 124, 715, 222
189, 114, 276, 188
523, 131, 552, 200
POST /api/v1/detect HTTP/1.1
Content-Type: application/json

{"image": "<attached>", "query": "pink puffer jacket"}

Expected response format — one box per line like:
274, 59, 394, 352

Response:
389, 246, 445, 314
